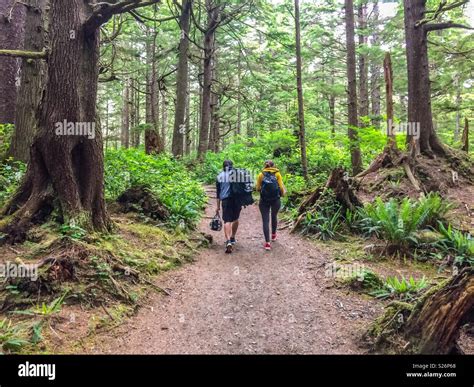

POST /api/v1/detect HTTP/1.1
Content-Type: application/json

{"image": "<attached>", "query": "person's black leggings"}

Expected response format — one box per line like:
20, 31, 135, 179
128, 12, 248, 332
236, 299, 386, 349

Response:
259, 198, 281, 243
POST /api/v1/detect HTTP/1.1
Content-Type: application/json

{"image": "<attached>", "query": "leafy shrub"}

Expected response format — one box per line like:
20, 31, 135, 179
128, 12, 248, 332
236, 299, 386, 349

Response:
0, 158, 26, 207
0, 124, 14, 158
300, 190, 343, 240
371, 275, 428, 301
356, 193, 451, 248
436, 222, 474, 267
105, 149, 206, 227
346, 269, 384, 291
0, 318, 29, 353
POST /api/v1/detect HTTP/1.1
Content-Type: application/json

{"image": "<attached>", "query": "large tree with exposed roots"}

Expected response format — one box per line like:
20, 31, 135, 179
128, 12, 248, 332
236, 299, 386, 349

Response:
0, 0, 162, 243
403, 0, 472, 157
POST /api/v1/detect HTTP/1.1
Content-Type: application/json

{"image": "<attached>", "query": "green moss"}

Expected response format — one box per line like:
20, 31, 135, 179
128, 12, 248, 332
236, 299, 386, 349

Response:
366, 301, 414, 340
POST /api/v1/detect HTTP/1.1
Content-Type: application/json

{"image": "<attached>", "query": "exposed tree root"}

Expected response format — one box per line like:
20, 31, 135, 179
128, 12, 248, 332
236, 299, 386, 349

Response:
355, 145, 473, 205
0, 138, 112, 245
404, 267, 474, 354
117, 185, 170, 221
0, 237, 141, 312
356, 146, 424, 193
293, 167, 362, 231
365, 268, 474, 354
356, 145, 402, 179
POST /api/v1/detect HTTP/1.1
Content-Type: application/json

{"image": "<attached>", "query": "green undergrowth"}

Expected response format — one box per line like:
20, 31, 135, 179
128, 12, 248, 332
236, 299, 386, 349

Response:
105, 149, 207, 228
0, 215, 210, 354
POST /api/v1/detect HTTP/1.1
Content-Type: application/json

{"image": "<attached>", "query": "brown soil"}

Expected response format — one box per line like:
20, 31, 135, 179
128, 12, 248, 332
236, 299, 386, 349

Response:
86, 187, 385, 354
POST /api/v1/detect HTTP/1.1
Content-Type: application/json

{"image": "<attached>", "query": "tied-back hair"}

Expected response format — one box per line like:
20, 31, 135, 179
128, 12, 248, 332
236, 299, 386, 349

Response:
264, 160, 275, 168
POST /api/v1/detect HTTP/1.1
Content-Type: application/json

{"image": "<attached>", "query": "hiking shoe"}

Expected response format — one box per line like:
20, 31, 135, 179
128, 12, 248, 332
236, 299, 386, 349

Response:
271, 233, 277, 241
230, 237, 236, 245
264, 242, 271, 251
225, 241, 233, 254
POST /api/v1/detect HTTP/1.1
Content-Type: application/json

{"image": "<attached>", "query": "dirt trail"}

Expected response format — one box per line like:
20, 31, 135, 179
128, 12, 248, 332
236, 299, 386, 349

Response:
94, 187, 383, 354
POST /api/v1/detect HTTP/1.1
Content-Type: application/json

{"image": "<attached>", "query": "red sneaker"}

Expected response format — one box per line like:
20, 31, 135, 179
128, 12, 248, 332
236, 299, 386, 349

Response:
264, 242, 271, 251
271, 233, 277, 241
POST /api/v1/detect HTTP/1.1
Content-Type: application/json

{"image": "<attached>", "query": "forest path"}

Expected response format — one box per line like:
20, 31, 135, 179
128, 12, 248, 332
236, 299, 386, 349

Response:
95, 187, 382, 354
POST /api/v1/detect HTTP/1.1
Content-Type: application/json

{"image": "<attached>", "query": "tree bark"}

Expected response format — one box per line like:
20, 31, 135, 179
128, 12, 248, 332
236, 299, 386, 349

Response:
208, 43, 219, 153
370, 1, 381, 128
329, 94, 336, 136
294, 0, 308, 180
1, 0, 111, 242
8, 0, 47, 162
0, 0, 25, 123
345, 0, 362, 175
461, 118, 469, 153
197, 0, 218, 160
383, 52, 396, 147
121, 78, 130, 149
404, 268, 474, 354
184, 77, 191, 155
144, 29, 163, 155
403, 0, 446, 157
134, 78, 141, 147
357, 2, 369, 119
161, 89, 167, 149
236, 51, 242, 138
454, 74, 461, 143
171, 0, 191, 157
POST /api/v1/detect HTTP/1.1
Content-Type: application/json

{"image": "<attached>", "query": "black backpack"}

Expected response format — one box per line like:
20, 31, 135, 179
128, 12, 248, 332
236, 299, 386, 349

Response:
260, 171, 280, 201
230, 168, 254, 207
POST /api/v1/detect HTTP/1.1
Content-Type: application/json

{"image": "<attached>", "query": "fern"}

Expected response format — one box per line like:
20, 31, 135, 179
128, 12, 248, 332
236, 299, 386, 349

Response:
436, 222, 474, 267
356, 194, 450, 250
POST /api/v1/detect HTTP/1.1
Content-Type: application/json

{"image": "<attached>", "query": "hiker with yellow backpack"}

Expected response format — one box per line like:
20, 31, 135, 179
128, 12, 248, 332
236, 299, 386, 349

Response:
256, 160, 287, 251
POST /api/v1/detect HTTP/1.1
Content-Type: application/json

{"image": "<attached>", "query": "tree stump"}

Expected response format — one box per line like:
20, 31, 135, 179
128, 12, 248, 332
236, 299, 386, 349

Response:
404, 267, 474, 354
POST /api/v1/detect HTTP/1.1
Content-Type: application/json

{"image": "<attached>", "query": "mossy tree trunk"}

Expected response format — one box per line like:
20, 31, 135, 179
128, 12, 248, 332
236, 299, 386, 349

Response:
404, 268, 474, 354
0, 0, 162, 243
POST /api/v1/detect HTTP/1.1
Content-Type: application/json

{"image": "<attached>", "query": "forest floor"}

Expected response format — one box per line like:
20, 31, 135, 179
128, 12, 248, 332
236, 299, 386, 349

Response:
72, 186, 442, 355
2, 186, 468, 354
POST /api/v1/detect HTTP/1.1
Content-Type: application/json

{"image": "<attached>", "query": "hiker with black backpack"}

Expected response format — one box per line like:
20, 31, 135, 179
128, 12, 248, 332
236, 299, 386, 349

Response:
216, 160, 254, 254
256, 160, 286, 251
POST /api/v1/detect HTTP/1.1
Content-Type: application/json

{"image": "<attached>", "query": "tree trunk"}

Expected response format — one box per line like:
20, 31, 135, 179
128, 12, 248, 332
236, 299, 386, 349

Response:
383, 52, 396, 146
171, 0, 191, 157
134, 79, 141, 147
209, 92, 220, 152
208, 43, 219, 153
161, 89, 167, 149
144, 29, 163, 155
403, 0, 445, 157
0, 0, 25, 124
8, 0, 46, 162
461, 118, 469, 153
454, 74, 461, 143
197, 0, 218, 160
294, 0, 308, 180
404, 268, 474, 354
121, 78, 130, 149
345, 0, 362, 175
129, 77, 137, 146
370, 1, 381, 128
357, 2, 369, 119
105, 99, 109, 149
1, 0, 110, 242
236, 51, 242, 138
184, 78, 191, 155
